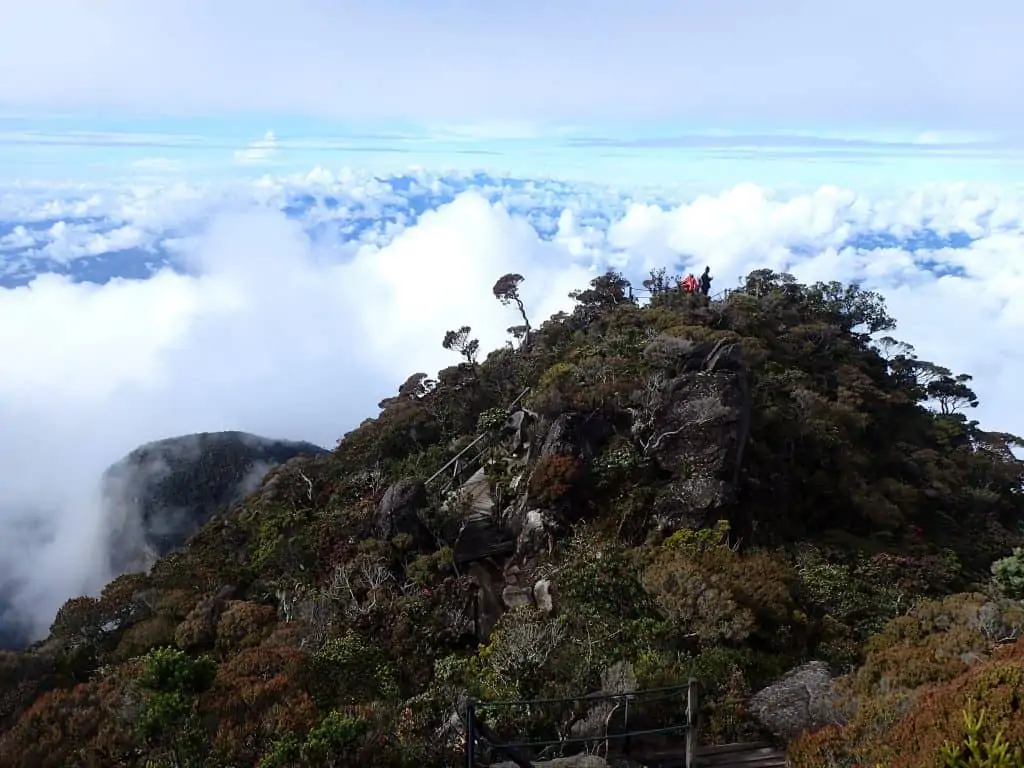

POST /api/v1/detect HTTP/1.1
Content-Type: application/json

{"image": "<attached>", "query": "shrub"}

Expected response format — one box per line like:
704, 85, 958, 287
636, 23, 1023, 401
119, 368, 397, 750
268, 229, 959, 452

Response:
476, 607, 568, 699
642, 333, 697, 371
136, 647, 217, 767
112, 615, 177, 662
528, 454, 582, 506
663, 519, 732, 554
215, 601, 278, 654
992, 548, 1024, 599
938, 703, 1024, 768
261, 710, 393, 767
644, 528, 797, 649
477, 407, 510, 433
138, 646, 216, 696
302, 630, 398, 709
204, 646, 318, 765
405, 547, 454, 587
591, 443, 640, 487
791, 637, 1024, 768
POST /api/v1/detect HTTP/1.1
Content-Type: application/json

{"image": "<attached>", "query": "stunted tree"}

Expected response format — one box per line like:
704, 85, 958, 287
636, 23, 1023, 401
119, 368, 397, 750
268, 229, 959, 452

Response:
442, 326, 480, 365
926, 371, 979, 415
806, 280, 896, 335
873, 336, 915, 361
569, 270, 632, 308
493, 273, 532, 346
506, 325, 529, 345
643, 267, 680, 296
889, 357, 980, 414
743, 268, 797, 298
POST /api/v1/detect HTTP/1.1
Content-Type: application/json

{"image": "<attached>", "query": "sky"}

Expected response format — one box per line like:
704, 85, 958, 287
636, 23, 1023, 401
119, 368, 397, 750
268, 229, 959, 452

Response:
1, 0, 1024, 644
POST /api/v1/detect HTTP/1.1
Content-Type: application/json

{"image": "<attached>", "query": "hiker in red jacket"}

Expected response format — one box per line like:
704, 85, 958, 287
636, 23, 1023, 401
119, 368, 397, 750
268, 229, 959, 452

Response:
680, 273, 699, 293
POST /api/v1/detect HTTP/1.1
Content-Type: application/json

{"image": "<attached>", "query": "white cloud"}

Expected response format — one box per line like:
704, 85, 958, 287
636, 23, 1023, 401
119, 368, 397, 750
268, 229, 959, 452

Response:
131, 157, 183, 172
0, 225, 37, 250
425, 121, 578, 141
3, 173, 1024, 646
0, 190, 592, 640
233, 131, 280, 166
42, 221, 150, 262
0, 1, 1023, 131
605, 184, 1024, 451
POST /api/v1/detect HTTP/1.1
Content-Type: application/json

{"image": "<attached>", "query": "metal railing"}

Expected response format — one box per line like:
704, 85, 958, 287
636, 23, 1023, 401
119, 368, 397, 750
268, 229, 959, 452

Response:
464, 678, 701, 768
629, 285, 735, 304
425, 386, 532, 492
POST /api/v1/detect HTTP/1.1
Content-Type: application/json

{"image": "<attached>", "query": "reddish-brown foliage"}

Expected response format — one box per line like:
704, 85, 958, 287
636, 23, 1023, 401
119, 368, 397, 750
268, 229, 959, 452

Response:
214, 600, 278, 655
174, 594, 224, 652
202, 645, 317, 766
0, 675, 137, 768
152, 588, 202, 620
790, 637, 1024, 768
0, 651, 56, 734
529, 453, 582, 506
111, 615, 177, 662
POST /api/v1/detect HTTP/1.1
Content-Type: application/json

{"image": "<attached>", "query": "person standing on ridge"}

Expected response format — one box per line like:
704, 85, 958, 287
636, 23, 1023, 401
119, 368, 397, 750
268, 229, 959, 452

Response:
700, 266, 713, 296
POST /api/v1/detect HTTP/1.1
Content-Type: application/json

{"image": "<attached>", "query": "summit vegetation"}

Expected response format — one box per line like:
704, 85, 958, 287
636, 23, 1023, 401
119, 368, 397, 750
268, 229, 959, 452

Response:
1, 267, 1023, 768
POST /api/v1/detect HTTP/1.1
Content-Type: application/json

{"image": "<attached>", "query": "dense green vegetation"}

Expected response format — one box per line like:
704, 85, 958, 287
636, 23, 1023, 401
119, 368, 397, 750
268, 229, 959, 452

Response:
1, 267, 1022, 767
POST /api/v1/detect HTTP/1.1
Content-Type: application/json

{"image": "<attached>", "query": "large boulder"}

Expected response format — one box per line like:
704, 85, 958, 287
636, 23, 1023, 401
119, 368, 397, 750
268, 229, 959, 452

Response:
747, 661, 846, 742
506, 412, 615, 555
375, 477, 433, 548
642, 339, 752, 533
502, 408, 539, 461
539, 413, 615, 461
454, 512, 515, 565
103, 431, 327, 575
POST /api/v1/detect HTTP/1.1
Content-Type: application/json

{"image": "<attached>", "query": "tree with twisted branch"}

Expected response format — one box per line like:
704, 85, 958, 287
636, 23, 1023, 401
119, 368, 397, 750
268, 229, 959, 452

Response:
442, 326, 480, 365
493, 273, 532, 347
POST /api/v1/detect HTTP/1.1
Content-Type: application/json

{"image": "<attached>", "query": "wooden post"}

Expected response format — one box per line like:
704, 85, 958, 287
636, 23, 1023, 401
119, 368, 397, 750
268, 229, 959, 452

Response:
465, 699, 476, 768
685, 679, 699, 768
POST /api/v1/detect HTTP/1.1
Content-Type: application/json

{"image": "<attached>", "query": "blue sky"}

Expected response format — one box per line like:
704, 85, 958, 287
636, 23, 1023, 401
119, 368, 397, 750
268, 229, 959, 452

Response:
4, 113, 1022, 189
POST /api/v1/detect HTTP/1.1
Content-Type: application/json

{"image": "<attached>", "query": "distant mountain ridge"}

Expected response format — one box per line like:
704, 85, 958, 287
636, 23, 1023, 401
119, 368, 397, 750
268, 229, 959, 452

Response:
102, 430, 328, 575
0, 430, 326, 652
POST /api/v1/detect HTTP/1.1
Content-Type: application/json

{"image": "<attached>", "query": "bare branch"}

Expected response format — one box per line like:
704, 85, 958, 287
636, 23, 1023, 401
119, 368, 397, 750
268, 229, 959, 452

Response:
298, 470, 314, 501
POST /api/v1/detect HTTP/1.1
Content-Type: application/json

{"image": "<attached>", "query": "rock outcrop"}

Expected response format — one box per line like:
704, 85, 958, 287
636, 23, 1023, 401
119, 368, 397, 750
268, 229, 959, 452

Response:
376, 477, 435, 550
748, 661, 846, 741
441, 338, 753, 637
643, 337, 751, 533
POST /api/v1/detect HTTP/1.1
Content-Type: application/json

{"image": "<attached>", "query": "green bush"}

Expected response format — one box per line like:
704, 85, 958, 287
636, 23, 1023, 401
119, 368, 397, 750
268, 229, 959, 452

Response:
992, 549, 1024, 599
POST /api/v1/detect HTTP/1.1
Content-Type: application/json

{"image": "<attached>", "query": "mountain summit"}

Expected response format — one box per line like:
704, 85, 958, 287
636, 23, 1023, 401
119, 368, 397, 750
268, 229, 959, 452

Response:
1, 268, 1022, 768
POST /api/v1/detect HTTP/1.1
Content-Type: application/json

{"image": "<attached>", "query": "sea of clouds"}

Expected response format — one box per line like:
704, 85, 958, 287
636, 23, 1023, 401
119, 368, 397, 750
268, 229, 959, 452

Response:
2, 168, 1024, 645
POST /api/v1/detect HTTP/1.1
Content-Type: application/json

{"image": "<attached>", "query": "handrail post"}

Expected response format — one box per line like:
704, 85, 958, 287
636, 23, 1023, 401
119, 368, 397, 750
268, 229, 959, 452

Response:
623, 694, 631, 755
473, 589, 481, 640
465, 699, 476, 768
685, 678, 699, 768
